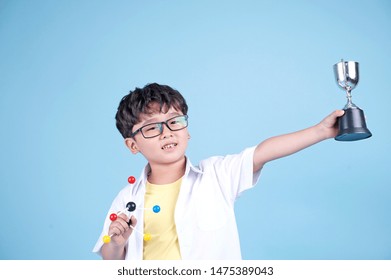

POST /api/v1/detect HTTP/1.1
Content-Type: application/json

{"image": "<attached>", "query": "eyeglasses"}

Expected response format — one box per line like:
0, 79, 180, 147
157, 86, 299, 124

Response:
131, 115, 189, 139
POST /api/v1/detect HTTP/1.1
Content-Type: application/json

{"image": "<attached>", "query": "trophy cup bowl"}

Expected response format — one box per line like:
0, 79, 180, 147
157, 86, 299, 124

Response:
333, 60, 372, 141
334, 61, 359, 91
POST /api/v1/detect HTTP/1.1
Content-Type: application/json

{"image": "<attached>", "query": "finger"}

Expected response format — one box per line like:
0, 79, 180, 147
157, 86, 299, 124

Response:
122, 216, 138, 240
108, 223, 124, 236
334, 109, 345, 117
116, 215, 132, 230
117, 213, 130, 222
117, 213, 137, 228
129, 215, 137, 227
110, 219, 128, 231
109, 215, 138, 237
108, 215, 129, 235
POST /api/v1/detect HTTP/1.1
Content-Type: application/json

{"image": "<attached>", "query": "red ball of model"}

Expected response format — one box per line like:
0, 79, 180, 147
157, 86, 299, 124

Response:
109, 213, 117, 221
128, 176, 136, 184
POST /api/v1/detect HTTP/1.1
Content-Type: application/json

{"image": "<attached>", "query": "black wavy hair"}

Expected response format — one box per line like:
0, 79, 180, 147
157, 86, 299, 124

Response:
115, 83, 188, 138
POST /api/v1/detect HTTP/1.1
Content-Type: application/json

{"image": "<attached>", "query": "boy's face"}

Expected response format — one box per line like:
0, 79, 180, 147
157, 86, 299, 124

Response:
125, 104, 190, 167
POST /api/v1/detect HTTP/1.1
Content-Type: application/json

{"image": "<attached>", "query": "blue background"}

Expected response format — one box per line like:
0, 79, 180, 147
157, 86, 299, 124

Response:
1, 0, 390, 260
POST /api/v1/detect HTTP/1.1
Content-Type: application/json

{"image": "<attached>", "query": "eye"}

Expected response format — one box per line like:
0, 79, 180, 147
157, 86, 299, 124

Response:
144, 124, 158, 132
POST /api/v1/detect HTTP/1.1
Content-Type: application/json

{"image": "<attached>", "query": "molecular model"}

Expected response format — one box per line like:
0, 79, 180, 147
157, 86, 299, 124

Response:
102, 176, 161, 244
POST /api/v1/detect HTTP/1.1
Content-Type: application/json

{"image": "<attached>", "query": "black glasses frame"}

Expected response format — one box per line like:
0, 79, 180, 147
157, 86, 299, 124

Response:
130, 115, 189, 139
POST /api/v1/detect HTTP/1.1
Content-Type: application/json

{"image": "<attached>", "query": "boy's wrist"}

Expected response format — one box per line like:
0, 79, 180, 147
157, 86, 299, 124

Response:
102, 242, 126, 260
314, 122, 335, 141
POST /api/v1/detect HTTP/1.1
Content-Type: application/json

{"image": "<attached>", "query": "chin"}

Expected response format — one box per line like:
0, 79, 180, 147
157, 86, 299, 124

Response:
159, 153, 186, 165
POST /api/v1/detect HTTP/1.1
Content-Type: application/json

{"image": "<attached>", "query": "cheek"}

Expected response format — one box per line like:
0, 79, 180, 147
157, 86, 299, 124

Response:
178, 130, 190, 142
139, 141, 158, 152
134, 139, 158, 155
179, 135, 190, 149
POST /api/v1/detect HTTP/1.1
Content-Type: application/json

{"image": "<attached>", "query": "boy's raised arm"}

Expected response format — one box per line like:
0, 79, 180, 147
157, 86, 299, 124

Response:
253, 110, 345, 173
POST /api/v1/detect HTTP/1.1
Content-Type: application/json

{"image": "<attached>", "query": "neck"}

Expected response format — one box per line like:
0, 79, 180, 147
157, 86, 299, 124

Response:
147, 156, 186, 184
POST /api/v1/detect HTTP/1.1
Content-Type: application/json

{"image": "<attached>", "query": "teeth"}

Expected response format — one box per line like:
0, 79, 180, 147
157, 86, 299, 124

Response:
162, 143, 176, 150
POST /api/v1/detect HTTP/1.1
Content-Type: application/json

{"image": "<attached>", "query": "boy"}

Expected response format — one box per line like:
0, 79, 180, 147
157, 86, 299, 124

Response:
93, 83, 344, 260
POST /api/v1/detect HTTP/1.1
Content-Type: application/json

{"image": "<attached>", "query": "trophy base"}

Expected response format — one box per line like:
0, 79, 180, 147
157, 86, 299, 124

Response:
335, 107, 372, 141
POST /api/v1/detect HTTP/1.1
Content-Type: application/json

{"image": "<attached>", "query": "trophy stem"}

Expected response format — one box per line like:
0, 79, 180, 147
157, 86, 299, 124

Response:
344, 90, 357, 109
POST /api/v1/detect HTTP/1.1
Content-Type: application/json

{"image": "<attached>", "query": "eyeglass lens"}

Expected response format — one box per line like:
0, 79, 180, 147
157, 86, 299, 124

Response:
141, 115, 188, 138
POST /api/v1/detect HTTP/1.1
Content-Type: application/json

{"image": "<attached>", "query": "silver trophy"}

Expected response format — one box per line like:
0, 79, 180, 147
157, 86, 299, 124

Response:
333, 59, 372, 141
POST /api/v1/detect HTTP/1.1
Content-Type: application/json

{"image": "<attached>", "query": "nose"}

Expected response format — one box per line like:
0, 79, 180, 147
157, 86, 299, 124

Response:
159, 122, 172, 139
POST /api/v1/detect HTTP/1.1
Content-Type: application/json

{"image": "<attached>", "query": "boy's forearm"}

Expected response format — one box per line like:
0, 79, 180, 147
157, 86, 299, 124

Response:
101, 243, 126, 260
253, 123, 329, 172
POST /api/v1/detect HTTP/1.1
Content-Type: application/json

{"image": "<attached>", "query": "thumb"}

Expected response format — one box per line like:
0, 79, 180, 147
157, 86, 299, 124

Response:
335, 109, 345, 117
123, 215, 138, 239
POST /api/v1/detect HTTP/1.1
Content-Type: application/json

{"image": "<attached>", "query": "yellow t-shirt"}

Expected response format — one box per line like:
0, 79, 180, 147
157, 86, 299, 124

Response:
143, 177, 182, 260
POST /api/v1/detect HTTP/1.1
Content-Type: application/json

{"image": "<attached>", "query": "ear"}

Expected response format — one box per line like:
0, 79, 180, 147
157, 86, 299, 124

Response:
125, 138, 139, 154
188, 133, 191, 139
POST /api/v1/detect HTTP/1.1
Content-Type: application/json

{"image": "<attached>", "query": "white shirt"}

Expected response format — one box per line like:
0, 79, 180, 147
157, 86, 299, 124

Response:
93, 146, 261, 260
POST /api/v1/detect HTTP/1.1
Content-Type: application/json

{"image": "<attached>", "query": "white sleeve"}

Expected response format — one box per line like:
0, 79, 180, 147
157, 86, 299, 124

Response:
200, 146, 261, 203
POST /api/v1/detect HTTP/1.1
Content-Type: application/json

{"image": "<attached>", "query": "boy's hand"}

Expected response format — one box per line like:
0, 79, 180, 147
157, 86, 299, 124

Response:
317, 109, 345, 139
108, 214, 137, 246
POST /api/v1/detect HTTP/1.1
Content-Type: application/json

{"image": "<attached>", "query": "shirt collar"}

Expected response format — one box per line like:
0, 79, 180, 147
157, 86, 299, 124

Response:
132, 156, 203, 193
185, 156, 203, 175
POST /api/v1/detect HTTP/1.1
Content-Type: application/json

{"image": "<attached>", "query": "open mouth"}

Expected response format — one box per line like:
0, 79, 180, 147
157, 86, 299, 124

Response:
161, 143, 177, 150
